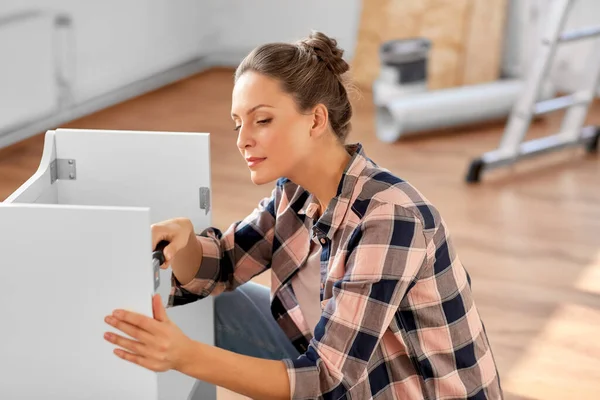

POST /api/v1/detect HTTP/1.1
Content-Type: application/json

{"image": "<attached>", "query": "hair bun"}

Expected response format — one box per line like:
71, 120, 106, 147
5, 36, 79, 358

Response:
298, 31, 350, 77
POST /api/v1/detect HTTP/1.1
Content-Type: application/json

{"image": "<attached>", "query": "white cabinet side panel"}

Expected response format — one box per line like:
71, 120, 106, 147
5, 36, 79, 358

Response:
53, 129, 215, 399
0, 203, 158, 400
4, 166, 58, 205
54, 129, 211, 226
4, 131, 58, 205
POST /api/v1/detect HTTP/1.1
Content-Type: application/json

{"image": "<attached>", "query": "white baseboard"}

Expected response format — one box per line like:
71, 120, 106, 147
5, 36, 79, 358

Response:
0, 49, 252, 150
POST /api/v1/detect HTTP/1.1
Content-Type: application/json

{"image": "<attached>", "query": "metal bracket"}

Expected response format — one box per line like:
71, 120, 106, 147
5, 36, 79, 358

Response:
199, 187, 210, 215
50, 158, 77, 184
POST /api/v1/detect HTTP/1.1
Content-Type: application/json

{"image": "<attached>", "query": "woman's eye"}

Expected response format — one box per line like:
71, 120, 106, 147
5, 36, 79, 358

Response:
257, 118, 272, 125
233, 125, 241, 131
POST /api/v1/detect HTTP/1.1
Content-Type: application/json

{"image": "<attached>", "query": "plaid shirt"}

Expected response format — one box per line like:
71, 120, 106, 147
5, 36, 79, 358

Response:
169, 143, 503, 399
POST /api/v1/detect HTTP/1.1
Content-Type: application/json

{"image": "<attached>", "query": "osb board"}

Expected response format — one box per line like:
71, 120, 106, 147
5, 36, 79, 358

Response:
351, 0, 389, 89
351, 0, 508, 90
461, 0, 509, 85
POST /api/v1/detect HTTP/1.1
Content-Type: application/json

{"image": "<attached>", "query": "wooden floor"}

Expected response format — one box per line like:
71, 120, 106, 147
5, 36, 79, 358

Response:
2, 68, 599, 400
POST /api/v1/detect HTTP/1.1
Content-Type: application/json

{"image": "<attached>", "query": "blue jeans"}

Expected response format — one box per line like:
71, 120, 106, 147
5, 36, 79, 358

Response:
214, 281, 301, 361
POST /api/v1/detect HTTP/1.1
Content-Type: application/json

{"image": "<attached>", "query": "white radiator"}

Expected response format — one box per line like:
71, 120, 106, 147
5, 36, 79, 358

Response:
0, 11, 70, 133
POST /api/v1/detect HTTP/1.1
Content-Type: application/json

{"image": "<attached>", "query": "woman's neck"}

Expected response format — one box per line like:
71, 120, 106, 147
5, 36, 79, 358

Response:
288, 139, 352, 216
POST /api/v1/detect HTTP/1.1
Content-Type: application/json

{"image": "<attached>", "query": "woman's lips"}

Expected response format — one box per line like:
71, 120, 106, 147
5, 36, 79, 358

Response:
246, 157, 266, 167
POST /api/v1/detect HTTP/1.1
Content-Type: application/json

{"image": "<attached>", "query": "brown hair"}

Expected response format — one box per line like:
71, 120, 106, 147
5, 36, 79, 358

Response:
234, 31, 353, 142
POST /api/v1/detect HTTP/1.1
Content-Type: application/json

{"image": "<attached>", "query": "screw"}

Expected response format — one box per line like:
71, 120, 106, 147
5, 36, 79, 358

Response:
69, 173, 75, 179
68, 160, 73, 165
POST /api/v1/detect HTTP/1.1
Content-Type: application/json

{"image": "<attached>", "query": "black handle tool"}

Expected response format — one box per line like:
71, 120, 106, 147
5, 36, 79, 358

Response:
151, 240, 169, 290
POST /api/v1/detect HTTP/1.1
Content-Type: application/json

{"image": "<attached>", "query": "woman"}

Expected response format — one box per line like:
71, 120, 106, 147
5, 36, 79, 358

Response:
103, 31, 503, 399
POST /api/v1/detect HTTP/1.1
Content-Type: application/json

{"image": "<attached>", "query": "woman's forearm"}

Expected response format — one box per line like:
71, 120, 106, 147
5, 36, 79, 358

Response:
170, 235, 203, 285
178, 341, 291, 400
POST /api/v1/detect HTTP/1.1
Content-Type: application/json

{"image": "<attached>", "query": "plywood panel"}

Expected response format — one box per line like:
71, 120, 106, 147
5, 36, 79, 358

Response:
350, 0, 390, 90
351, 0, 508, 90
411, 0, 472, 89
461, 0, 509, 85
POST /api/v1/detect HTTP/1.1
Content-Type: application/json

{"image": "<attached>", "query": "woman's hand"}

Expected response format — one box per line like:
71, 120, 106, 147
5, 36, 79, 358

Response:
104, 293, 193, 372
151, 217, 203, 285
151, 217, 196, 269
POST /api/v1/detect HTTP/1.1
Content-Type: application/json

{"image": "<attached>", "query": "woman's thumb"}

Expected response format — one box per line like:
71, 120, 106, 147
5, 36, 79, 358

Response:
153, 239, 172, 269
152, 293, 168, 322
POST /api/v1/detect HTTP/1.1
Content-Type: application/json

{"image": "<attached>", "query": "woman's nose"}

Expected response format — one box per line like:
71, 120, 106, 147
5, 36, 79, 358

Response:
236, 126, 255, 149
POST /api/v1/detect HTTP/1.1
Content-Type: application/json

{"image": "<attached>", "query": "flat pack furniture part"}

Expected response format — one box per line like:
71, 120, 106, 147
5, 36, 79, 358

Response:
466, 0, 600, 183
0, 129, 216, 400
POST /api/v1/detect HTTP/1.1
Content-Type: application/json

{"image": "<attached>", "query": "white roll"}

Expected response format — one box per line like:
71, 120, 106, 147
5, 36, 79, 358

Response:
375, 79, 556, 142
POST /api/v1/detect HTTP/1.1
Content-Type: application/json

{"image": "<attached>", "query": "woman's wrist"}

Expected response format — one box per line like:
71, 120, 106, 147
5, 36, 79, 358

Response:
175, 339, 206, 377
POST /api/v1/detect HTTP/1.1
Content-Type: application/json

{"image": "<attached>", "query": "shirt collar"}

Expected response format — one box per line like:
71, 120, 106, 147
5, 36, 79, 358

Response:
298, 142, 368, 239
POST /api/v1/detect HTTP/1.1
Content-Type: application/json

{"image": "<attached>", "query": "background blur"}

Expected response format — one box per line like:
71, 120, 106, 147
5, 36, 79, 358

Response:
1, 1, 599, 399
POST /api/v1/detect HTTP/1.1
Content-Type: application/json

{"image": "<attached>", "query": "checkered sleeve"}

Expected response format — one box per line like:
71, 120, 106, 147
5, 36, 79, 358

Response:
168, 183, 280, 306
283, 203, 428, 399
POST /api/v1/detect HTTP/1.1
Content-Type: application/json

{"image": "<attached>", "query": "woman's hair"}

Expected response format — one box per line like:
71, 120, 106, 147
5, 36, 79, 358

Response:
235, 31, 354, 142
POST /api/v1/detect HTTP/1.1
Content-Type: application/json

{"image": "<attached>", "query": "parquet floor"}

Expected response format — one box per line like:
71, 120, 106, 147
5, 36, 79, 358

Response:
1, 68, 599, 399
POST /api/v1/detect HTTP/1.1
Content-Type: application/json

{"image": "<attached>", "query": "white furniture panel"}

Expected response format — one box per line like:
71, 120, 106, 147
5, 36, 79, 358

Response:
1, 129, 215, 400
0, 203, 158, 400
53, 129, 211, 227
4, 131, 58, 204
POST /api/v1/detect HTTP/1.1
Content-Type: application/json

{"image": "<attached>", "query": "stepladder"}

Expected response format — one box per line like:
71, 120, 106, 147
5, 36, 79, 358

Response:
466, 0, 600, 183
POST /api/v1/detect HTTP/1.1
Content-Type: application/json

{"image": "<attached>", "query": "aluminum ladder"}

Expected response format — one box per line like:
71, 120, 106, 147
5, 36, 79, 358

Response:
466, 0, 600, 183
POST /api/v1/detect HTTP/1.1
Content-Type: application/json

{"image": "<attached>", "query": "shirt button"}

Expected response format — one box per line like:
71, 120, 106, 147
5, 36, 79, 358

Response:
320, 238, 326, 244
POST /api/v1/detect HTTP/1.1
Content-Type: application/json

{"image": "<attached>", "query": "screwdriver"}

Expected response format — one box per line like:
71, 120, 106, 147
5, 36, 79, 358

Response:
151, 240, 169, 290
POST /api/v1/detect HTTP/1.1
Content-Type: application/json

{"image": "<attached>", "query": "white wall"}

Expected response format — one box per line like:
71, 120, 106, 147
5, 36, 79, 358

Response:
209, 0, 361, 62
502, 0, 600, 94
0, 0, 361, 141
1, 0, 213, 129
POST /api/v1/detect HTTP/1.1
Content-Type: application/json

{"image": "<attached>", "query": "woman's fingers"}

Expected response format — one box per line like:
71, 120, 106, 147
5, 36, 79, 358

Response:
105, 303, 191, 373
150, 218, 197, 274
151, 225, 175, 265
104, 314, 171, 372
105, 311, 158, 343
150, 219, 192, 266
104, 331, 148, 357
105, 312, 175, 373
113, 348, 168, 372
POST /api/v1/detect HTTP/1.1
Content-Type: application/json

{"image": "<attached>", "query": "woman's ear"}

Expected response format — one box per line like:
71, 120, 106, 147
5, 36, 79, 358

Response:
310, 104, 329, 137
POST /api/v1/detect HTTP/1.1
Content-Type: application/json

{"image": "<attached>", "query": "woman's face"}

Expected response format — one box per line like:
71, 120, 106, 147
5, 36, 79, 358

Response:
231, 71, 315, 185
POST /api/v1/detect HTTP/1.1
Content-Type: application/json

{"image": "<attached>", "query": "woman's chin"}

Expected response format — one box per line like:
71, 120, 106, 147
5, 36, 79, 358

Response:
249, 171, 275, 186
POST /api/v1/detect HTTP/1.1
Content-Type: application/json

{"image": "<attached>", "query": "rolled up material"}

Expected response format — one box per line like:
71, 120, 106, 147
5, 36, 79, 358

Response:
375, 79, 555, 142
